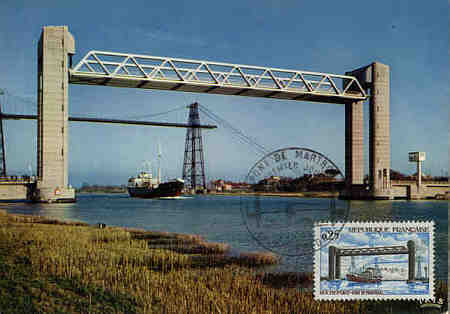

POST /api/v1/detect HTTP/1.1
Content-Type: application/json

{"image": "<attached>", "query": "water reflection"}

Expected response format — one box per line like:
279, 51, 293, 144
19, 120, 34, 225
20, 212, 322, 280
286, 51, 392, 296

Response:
348, 200, 394, 221
32, 202, 79, 221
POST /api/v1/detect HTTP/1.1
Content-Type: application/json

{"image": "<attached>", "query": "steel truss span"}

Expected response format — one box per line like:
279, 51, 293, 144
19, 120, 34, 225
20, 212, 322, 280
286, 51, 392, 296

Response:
70, 51, 367, 104
338, 246, 409, 256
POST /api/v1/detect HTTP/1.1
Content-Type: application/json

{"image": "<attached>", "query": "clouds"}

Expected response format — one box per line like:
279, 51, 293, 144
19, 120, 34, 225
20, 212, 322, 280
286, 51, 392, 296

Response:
339, 231, 371, 247
395, 232, 430, 256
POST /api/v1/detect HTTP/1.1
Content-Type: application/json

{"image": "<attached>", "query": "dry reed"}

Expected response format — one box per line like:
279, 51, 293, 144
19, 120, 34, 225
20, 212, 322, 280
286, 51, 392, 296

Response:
0, 211, 446, 314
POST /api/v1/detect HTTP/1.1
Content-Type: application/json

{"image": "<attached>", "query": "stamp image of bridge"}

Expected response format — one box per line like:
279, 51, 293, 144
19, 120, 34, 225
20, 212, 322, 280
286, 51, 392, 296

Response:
314, 221, 434, 301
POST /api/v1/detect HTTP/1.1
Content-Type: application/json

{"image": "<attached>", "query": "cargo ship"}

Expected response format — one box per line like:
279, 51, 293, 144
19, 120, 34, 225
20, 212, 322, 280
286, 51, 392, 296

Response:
127, 149, 184, 198
127, 172, 184, 198
346, 267, 382, 283
346, 257, 382, 283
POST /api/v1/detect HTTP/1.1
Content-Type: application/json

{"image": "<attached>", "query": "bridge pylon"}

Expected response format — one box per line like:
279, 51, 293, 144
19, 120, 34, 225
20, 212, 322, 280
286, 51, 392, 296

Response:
342, 62, 393, 200
35, 26, 76, 202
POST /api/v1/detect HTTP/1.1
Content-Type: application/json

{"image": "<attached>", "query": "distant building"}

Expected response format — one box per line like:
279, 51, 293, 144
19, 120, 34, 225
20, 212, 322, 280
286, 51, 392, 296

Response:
260, 176, 281, 185
230, 182, 251, 190
210, 179, 251, 192
210, 179, 224, 191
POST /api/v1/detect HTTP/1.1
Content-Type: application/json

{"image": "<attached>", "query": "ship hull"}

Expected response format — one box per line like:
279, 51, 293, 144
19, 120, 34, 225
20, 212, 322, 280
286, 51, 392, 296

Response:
128, 181, 184, 198
346, 274, 381, 284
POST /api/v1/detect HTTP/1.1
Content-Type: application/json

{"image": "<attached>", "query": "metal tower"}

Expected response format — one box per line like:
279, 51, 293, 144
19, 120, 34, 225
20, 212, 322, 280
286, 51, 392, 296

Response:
0, 96, 7, 177
182, 102, 206, 192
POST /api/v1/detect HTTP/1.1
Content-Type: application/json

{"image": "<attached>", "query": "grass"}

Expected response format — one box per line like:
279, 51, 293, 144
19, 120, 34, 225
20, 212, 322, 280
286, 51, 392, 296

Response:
256, 272, 314, 289
0, 209, 447, 313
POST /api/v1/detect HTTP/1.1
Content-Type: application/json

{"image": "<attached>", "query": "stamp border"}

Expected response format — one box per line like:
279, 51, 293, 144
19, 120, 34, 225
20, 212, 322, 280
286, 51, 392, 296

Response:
313, 220, 435, 301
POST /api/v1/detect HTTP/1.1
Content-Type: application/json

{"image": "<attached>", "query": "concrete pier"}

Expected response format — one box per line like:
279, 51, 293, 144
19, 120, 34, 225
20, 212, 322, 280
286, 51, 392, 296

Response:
345, 100, 364, 187
341, 62, 393, 200
35, 26, 75, 202
369, 63, 392, 199
0, 184, 29, 200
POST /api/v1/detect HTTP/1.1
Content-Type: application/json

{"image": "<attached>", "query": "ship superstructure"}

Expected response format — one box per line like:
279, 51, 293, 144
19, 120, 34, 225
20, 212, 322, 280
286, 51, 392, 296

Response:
346, 256, 383, 283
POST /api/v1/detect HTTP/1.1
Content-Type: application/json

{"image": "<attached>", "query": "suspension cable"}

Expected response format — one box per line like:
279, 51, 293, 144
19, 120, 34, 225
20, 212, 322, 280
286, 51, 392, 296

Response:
124, 105, 186, 119
198, 105, 268, 152
199, 109, 268, 156
197, 104, 270, 156
198, 105, 269, 153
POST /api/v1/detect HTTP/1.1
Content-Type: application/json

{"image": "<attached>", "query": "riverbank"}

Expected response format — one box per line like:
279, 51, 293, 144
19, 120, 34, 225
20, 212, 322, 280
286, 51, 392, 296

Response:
76, 190, 126, 194
0, 210, 446, 313
76, 191, 127, 195
76, 185, 127, 194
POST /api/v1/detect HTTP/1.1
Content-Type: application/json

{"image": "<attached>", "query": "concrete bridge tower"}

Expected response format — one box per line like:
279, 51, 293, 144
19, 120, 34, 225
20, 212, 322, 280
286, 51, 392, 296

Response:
369, 62, 392, 199
345, 62, 392, 199
35, 26, 75, 202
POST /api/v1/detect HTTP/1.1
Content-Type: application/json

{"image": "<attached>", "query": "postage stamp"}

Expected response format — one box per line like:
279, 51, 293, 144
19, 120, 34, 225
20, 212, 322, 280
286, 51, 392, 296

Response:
314, 221, 435, 301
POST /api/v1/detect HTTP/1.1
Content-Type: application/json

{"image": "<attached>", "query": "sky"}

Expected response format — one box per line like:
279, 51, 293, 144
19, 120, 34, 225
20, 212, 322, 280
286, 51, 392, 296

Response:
0, 0, 448, 187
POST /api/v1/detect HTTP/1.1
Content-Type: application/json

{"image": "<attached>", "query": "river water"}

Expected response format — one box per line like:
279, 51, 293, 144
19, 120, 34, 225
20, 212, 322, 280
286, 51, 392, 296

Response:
2, 194, 448, 281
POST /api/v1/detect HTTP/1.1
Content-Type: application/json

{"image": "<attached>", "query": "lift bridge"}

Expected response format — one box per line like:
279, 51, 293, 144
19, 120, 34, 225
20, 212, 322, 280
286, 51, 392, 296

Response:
328, 240, 417, 282
3, 25, 396, 202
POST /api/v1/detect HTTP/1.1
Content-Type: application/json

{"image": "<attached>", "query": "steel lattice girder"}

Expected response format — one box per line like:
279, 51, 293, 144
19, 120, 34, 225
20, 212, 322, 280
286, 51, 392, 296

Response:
338, 246, 409, 256
69, 51, 367, 104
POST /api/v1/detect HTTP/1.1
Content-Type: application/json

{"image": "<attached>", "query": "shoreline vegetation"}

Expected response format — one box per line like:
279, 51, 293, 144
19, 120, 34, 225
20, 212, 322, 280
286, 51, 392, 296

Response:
211, 191, 339, 198
76, 185, 127, 194
1, 210, 446, 313
76, 184, 338, 198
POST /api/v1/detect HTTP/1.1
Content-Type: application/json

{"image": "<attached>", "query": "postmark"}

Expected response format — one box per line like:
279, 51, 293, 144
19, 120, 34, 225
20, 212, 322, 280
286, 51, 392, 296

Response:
314, 221, 435, 301
240, 147, 350, 257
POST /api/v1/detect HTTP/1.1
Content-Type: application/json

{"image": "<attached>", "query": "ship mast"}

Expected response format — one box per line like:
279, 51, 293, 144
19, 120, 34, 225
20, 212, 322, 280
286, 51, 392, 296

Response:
142, 160, 151, 174
157, 141, 162, 185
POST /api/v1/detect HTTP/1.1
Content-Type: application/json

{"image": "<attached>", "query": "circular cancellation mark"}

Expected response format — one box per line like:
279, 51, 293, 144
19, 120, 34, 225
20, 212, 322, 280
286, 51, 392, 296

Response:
239, 147, 351, 257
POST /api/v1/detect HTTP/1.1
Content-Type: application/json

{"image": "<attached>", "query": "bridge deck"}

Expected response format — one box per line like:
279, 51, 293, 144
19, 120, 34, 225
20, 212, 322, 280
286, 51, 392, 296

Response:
69, 51, 367, 104
338, 246, 409, 256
